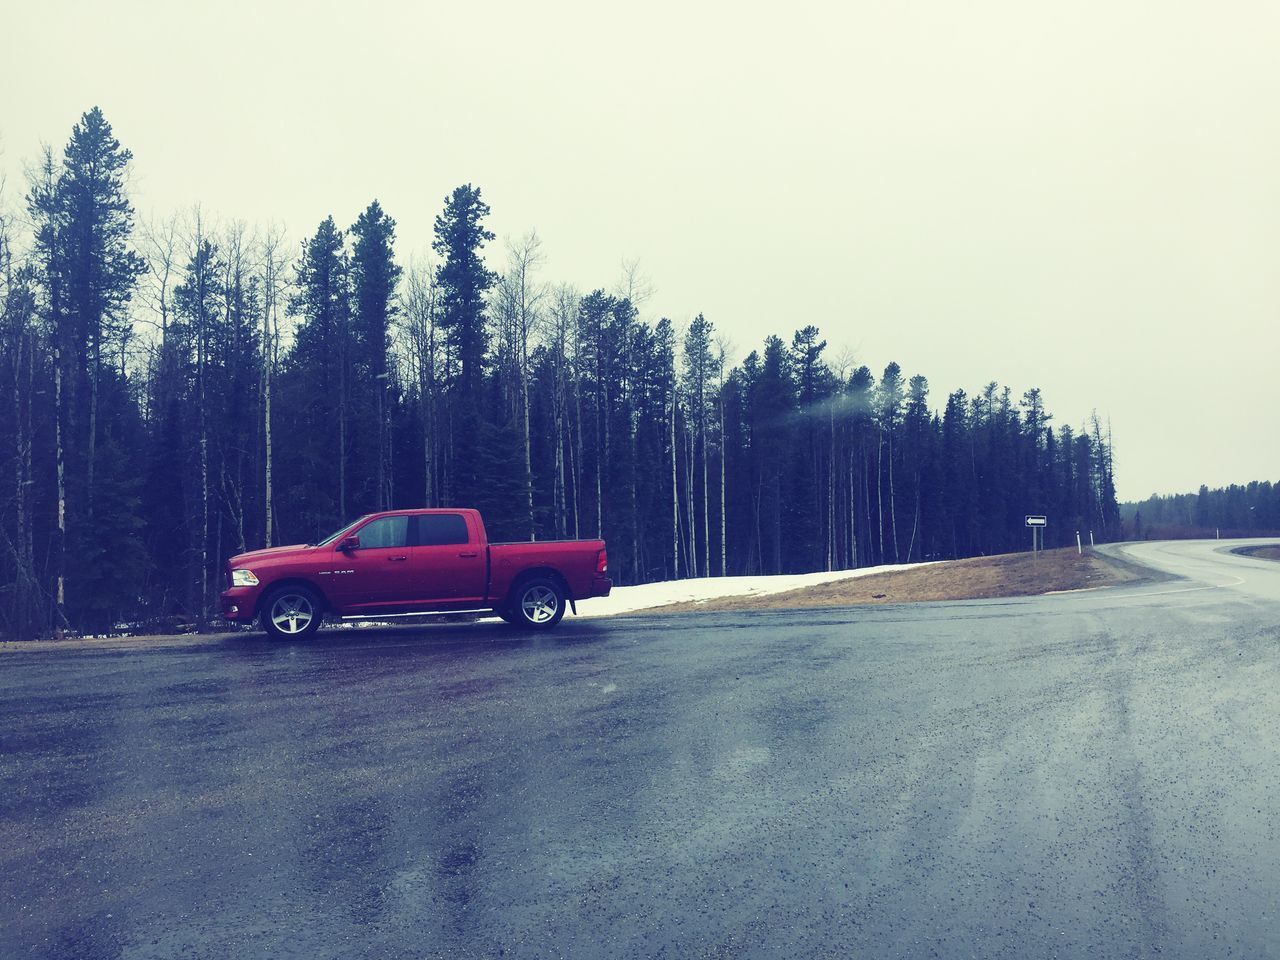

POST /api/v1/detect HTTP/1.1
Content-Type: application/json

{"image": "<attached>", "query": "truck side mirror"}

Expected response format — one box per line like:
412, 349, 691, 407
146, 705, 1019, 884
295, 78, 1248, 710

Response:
338, 535, 360, 552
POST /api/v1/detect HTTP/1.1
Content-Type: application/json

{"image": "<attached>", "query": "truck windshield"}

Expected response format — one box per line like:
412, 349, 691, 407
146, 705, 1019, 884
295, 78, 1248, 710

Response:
312, 516, 369, 547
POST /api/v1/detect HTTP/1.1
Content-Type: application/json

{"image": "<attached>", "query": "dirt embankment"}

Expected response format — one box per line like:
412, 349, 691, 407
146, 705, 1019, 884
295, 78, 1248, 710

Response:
647, 547, 1142, 614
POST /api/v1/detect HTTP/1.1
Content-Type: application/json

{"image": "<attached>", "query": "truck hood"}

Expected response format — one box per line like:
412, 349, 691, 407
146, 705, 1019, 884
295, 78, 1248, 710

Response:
228, 543, 314, 566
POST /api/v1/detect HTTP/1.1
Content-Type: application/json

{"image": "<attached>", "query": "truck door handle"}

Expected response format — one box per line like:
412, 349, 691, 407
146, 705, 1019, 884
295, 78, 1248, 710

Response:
458, 551, 478, 558
388, 555, 408, 561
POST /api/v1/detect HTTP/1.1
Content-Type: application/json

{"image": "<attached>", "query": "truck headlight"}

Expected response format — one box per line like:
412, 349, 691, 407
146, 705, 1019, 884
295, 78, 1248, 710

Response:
231, 569, 259, 587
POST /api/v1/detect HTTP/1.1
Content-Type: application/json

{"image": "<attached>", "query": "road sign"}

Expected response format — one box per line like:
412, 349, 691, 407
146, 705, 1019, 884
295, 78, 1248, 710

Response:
1027, 515, 1047, 556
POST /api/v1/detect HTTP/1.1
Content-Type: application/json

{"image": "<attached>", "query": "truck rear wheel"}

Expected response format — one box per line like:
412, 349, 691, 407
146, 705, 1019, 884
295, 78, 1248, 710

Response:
260, 585, 323, 641
509, 577, 566, 630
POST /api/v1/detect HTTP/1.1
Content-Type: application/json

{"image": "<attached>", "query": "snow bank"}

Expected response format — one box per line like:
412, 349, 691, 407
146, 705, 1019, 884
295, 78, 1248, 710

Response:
576, 562, 937, 618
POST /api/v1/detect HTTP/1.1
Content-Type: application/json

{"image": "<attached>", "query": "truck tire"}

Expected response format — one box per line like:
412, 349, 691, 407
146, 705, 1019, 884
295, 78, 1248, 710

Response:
508, 576, 566, 630
260, 585, 324, 641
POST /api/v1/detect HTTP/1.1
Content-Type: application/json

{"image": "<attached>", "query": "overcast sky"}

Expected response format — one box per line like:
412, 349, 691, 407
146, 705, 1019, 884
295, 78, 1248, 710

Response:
4, 0, 1278, 501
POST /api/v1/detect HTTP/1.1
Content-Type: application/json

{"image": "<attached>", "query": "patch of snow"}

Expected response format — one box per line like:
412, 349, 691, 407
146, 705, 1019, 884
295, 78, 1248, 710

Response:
576, 562, 938, 618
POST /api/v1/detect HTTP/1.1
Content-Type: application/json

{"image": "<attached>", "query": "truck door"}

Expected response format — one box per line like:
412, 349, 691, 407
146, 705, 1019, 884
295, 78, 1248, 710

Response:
331, 514, 416, 611
415, 513, 486, 605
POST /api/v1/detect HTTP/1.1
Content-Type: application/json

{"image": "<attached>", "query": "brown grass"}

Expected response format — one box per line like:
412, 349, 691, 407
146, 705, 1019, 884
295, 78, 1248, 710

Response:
646, 547, 1142, 614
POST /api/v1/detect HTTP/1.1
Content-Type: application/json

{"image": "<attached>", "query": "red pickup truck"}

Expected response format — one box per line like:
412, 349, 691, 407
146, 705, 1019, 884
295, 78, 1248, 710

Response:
219, 508, 611, 639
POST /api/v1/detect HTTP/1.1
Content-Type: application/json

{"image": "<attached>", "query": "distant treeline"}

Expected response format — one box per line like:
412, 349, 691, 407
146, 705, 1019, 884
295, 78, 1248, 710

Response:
1123, 481, 1280, 540
0, 108, 1121, 638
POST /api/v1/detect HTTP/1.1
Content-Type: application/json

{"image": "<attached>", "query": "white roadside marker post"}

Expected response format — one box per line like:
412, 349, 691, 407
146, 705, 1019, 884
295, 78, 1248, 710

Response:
1076, 530, 1082, 555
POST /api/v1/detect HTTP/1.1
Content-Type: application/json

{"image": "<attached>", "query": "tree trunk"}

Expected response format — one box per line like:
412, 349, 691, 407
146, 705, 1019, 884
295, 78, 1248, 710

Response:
376, 374, 385, 511
849, 447, 858, 568
864, 445, 875, 566
520, 312, 534, 540
906, 481, 920, 563
54, 338, 66, 630
198, 284, 209, 631
624, 328, 637, 582
386, 375, 395, 510
338, 311, 347, 521
751, 478, 763, 576
827, 400, 835, 570
553, 337, 566, 539
700, 417, 709, 578
888, 431, 899, 562
876, 429, 885, 564
720, 393, 726, 577
227, 252, 246, 554
262, 265, 275, 546
771, 469, 782, 573
598, 357, 608, 540
87, 330, 99, 522
595, 426, 603, 540
11, 331, 38, 635
671, 389, 679, 579
686, 420, 696, 577
428, 323, 437, 507
571, 367, 582, 540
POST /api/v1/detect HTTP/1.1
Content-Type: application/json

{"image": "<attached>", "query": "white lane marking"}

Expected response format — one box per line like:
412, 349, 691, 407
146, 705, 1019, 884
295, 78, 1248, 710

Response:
1104, 541, 1255, 599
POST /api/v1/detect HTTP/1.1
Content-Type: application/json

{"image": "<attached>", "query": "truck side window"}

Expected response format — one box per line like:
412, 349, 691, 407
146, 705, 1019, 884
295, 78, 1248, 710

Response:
416, 514, 469, 546
357, 516, 409, 549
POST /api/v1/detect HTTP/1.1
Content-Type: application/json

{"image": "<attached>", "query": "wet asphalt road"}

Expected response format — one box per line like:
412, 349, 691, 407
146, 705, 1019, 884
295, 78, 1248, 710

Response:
3, 540, 1280, 960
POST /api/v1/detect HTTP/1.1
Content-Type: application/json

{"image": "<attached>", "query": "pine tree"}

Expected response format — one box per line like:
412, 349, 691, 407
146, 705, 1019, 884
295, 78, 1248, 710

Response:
0, 219, 45, 636
26, 108, 146, 630
790, 326, 828, 570
351, 200, 402, 511
283, 216, 351, 539
432, 185, 496, 503
57, 109, 147, 519
876, 362, 905, 562
749, 336, 794, 573
496, 233, 544, 538
682, 314, 715, 576
172, 229, 224, 626
902, 374, 931, 561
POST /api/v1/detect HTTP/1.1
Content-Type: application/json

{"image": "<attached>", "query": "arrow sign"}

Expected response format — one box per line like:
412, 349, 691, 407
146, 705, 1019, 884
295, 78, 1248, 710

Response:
1025, 515, 1047, 527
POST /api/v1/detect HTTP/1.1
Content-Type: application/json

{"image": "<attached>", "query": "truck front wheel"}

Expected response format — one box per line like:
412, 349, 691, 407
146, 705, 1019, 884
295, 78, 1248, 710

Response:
509, 577, 566, 630
260, 585, 324, 641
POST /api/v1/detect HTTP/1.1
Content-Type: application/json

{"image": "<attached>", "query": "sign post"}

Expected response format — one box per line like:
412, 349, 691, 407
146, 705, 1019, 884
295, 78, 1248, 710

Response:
1026, 515, 1047, 556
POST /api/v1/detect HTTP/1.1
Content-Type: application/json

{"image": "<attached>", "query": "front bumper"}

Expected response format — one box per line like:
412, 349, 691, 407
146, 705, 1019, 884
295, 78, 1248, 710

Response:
219, 586, 261, 622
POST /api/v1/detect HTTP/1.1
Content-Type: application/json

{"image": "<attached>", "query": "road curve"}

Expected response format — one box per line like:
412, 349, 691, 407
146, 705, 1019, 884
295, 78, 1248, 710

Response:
1101, 537, 1280, 602
2, 539, 1280, 959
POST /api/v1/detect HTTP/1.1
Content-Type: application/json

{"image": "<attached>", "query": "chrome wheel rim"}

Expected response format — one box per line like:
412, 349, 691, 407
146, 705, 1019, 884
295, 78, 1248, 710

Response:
520, 585, 558, 624
270, 593, 314, 634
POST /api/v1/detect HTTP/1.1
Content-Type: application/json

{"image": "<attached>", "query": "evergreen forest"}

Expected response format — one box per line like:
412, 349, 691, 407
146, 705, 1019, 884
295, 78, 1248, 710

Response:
0, 109, 1124, 637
